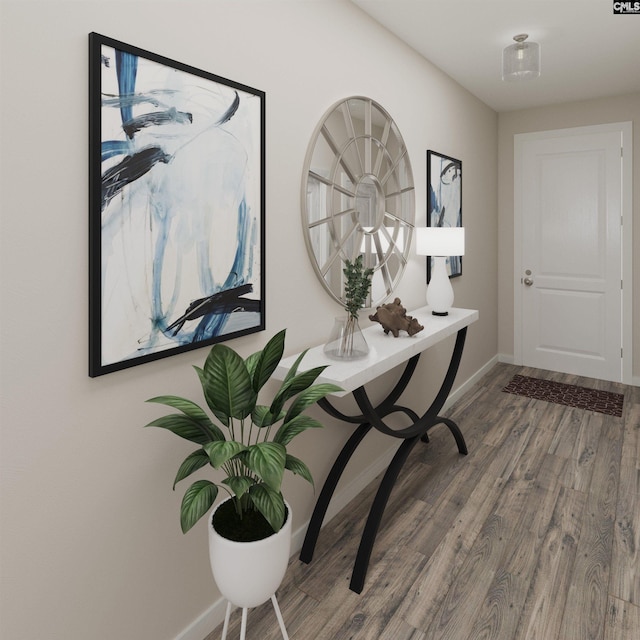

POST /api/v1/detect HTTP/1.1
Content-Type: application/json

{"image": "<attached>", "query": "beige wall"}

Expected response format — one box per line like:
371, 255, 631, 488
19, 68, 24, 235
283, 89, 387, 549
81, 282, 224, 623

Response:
0, 1, 498, 639
497, 92, 640, 381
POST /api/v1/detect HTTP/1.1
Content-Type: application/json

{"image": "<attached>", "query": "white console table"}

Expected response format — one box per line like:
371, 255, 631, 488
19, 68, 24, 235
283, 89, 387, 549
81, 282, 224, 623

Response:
273, 307, 479, 593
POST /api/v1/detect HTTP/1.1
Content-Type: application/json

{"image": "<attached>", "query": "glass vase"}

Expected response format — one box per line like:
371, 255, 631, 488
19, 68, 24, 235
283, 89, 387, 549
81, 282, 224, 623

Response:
323, 315, 369, 360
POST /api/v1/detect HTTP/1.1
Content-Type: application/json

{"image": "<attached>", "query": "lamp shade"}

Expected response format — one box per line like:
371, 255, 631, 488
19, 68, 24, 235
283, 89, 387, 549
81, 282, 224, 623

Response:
416, 227, 465, 257
502, 34, 540, 81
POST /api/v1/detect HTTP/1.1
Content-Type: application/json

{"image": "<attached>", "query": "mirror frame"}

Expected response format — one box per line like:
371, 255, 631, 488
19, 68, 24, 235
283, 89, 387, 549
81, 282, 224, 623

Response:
301, 96, 415, 307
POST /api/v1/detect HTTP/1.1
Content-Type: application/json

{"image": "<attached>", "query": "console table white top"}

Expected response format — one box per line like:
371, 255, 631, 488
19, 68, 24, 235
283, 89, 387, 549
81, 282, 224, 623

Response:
274, 307, 479, 397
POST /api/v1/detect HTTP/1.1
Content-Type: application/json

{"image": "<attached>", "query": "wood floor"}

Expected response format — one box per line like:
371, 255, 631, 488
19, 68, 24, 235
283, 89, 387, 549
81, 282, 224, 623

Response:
206, 363, 639, 640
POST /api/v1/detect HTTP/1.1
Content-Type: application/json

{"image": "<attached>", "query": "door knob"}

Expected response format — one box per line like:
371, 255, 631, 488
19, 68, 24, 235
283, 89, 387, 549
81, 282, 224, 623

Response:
523, 277, 534, 286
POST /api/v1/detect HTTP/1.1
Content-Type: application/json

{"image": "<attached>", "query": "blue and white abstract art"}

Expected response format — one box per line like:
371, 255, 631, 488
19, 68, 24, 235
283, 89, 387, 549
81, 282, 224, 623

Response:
89, 34, 265, 376
426, 150, 462, 281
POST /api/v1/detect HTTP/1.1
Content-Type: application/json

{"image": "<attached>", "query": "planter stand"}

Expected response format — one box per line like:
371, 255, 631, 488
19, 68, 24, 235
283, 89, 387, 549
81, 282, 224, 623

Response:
220, 595, 289, 640
209, 498, 293, 640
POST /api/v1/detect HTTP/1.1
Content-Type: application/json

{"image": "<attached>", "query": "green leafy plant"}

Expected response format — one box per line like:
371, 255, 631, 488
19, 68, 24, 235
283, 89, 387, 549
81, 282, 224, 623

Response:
333, 255, 374, 356
343, 255, 374, 320
146, 330, 341, 536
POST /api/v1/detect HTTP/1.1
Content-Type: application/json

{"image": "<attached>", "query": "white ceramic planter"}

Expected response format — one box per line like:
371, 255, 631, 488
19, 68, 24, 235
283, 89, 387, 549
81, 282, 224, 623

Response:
208, 498, 292, 609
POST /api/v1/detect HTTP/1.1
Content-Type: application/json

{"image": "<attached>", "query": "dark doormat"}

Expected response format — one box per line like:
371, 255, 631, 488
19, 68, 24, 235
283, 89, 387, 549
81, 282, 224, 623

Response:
502, 374, 624, 417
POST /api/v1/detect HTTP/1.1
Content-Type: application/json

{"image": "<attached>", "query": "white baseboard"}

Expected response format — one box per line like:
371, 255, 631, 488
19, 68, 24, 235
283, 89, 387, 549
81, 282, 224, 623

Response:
174, 356, 500, 640
497, 353, 640, 388
447, 355, 498, 407
175, 599, 228, 640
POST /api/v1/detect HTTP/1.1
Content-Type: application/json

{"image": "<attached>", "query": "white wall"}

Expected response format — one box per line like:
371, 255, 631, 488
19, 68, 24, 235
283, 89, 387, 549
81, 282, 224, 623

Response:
0, 1, 498, 639
497, 93, 640, 379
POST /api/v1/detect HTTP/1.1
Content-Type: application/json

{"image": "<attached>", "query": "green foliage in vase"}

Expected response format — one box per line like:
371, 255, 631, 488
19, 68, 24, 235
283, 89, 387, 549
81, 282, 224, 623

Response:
145, 330, 341, 535
343, 255, 374, 319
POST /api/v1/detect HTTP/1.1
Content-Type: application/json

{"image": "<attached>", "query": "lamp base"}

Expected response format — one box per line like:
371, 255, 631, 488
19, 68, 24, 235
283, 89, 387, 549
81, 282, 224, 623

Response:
426, 256, 455, 316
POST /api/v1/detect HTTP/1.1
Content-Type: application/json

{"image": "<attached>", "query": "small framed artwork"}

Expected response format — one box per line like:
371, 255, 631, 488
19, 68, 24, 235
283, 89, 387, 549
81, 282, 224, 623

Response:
426, 150, 462, 281
89, 33, 265, 377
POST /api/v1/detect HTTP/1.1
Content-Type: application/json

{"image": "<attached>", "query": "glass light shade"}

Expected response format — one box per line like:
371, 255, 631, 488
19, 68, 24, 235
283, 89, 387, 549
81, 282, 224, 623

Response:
416, 227, 465, 257
502, 37, 540, 81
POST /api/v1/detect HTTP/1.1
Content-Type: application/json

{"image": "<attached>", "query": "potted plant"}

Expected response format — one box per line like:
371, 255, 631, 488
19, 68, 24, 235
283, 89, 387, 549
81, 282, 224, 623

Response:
323, 254, 374, 359
146, 329, 340, 612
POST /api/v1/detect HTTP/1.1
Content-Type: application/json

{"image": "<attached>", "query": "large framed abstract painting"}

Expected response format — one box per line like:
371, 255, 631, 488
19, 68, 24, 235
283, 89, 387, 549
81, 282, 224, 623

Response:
89, 33, 265, 377
426, 150, 462, 282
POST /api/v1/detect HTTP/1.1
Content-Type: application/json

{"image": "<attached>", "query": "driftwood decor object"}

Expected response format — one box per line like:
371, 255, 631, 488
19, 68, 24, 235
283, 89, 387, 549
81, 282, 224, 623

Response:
369, 298, 424, 337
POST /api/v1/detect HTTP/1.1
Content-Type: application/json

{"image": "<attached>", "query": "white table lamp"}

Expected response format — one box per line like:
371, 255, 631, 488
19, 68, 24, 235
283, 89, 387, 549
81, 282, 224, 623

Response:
416, 227, 465, 316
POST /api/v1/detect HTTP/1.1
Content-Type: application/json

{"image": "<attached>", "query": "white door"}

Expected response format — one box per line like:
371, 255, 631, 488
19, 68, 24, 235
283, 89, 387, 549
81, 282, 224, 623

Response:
514, 124, 629, 383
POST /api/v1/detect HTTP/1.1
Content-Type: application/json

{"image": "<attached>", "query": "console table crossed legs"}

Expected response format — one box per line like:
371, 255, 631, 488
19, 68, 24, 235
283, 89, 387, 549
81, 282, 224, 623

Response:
299, 327, 468, 594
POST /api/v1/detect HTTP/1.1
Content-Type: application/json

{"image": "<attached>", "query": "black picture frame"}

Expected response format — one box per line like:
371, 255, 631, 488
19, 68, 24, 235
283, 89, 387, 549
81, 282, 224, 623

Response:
426, 150, 462, 282
89, 33, 265, 377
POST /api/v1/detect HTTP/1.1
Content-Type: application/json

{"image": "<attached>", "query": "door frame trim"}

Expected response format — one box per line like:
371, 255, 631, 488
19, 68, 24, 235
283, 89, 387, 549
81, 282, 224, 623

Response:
513, 122, 633, 384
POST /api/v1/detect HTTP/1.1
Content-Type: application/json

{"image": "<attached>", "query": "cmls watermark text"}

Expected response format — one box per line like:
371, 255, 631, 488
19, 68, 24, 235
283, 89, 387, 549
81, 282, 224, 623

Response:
613, 1, 640, 13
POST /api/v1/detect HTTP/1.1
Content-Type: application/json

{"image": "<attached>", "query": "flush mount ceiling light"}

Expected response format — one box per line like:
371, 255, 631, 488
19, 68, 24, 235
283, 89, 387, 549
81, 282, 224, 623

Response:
502, 34, 540, 81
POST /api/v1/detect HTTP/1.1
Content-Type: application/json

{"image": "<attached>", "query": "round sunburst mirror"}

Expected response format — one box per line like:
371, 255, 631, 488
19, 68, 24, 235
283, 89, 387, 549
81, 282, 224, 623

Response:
301, 96, 415, 308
